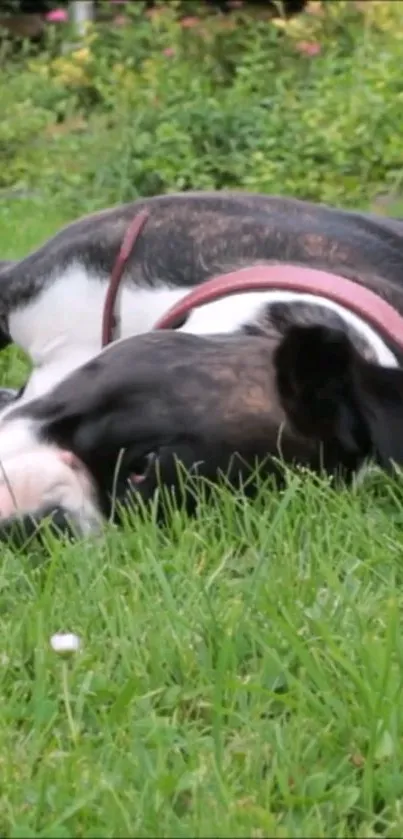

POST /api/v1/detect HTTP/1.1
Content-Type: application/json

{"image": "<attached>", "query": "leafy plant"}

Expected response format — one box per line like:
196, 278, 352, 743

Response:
1, 1, 403, 212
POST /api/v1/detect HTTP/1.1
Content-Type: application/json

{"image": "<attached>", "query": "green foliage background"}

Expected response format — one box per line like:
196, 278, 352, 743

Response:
1, 0, 403, 215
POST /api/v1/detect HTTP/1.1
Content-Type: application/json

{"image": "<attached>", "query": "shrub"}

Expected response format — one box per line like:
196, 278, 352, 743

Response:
1, 0, 403, 213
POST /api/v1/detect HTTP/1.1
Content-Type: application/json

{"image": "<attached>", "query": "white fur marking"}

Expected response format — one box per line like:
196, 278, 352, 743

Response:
0, 417, 39, 461
0, 444, 103, 533
9, 264, 398, 405
182, 290, 399, 367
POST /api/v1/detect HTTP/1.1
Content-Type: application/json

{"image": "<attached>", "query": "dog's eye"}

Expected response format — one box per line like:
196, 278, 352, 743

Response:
127, 452, 156, 486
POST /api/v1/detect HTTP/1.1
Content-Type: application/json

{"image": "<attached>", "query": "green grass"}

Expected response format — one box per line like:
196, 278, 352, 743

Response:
2, 197, 403, 838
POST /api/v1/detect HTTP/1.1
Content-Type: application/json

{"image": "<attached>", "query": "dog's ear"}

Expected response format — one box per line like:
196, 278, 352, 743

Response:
348, 359, 403, 469
275, 323, 403, 470
274, 324, 371, 456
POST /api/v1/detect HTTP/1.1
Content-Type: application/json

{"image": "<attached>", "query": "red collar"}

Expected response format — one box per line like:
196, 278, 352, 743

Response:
103, 213, 403, 353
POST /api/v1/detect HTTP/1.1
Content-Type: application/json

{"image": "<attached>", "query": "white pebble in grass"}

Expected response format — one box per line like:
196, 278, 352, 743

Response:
50, 633, 81, 654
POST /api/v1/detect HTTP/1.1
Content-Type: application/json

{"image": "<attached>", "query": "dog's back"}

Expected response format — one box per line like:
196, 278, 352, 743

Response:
3, 192, 403, 305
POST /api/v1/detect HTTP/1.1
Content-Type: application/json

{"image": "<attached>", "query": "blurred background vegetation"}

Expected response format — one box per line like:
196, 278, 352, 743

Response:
1, 0, 403, 218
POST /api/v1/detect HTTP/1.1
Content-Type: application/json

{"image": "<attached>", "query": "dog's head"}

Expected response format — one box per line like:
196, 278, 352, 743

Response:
1, 324, 403, 545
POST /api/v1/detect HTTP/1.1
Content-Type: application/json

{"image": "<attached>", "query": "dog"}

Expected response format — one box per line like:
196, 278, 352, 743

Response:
1, 191, 403, 407
1, 191, 403, 543
1, 312, 403, 544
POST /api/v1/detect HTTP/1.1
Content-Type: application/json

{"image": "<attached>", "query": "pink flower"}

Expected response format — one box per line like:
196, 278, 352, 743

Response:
45, 8, 68, 22
181, 16, 199, 29
163, 47, 176, 58
146, 7, 161, 18
114, 15, 129, 26
295, 40, 321, 57
306, 1, 324, 15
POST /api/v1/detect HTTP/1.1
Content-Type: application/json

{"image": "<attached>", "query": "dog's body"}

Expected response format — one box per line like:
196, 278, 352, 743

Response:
1, 190, 403, 541
1, 192, 403, 403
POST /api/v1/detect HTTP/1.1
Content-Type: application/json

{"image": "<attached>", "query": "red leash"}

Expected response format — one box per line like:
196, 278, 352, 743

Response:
102, 210, 150, 347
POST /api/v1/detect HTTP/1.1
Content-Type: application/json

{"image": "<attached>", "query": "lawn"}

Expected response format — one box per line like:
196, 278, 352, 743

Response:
1, 197, 403, 838
2, 0, 403, 833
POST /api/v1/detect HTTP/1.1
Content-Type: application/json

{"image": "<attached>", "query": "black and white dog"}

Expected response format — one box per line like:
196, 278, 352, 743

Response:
0, 190, 403, 540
